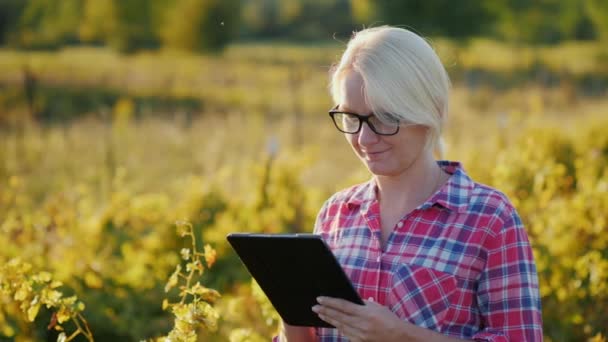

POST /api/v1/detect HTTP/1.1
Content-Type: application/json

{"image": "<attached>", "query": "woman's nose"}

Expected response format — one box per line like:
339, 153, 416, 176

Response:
358, 122, 380, 146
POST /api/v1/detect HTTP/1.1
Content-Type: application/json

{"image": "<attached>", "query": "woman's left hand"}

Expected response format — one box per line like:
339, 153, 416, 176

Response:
312, 296, 406, 342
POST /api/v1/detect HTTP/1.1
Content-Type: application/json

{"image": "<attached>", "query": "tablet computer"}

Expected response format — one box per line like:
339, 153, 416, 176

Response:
226, 233, 364, 327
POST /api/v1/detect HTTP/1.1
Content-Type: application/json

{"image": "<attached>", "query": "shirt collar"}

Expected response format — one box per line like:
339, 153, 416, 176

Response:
427, 161, 474, 213
345, 160, 474, 213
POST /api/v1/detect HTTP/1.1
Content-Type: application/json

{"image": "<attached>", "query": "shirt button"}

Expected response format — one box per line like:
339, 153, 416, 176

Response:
397, 221, 404, 228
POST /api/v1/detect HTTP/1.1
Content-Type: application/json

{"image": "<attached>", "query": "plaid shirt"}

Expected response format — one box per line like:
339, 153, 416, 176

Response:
311, 161, 542, 341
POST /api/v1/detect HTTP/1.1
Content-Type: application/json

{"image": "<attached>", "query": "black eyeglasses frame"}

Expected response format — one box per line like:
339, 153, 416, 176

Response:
328, 106, 401, 136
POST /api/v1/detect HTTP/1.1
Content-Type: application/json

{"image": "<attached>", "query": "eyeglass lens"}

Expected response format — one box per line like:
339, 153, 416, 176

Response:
334, 113, 398, 135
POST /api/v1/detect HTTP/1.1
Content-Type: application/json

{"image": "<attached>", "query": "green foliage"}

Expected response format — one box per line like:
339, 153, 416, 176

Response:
78, 0, 116, 45
585, 0, 608, 41
241, 0, 353, 40
0, 258, 92, 341
0, 0, 27, 44
486, 0, 595, 43
2, 0, 608, 52
2, 100, 608, 340
15, 0, 83, 48
1, 39, 608, 340
79, 0, 165, 52
361, 0, 495, 38
161, 0, 241, 52
157, 221, 220, 342
486, 121, 608, 341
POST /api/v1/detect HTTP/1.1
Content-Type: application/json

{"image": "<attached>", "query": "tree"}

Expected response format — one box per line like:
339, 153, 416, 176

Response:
161, 0, 241, 52
0, 0, 27, 45
78, 0, 118, 45
487, 0, 596, 44
353, 0, 495, 38
14, 0, 83, 48
80, 0, 165, 52
585, 0, 608, 41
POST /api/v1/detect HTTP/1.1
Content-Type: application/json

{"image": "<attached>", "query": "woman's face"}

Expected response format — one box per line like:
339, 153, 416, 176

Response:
339, 71, 429, 177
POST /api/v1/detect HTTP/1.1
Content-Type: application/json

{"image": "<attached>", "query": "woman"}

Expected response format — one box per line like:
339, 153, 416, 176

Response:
281, 26, 543, 341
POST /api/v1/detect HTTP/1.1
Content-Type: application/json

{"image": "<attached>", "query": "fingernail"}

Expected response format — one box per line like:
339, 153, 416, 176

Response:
311, 305, 320, 312
316, 296, 325, 303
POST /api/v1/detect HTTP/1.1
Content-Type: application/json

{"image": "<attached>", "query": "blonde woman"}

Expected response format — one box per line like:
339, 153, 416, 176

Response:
280, 26, 542, 341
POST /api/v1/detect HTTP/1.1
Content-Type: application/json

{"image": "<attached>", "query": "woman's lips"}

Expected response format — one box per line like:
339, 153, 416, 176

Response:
362, 149, 389, 160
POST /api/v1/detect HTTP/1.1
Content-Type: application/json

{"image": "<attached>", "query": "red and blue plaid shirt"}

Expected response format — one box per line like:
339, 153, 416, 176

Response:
311, 161, 542, 341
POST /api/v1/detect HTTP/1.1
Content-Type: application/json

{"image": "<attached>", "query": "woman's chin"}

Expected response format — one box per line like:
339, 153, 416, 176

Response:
364, 162, 396, 177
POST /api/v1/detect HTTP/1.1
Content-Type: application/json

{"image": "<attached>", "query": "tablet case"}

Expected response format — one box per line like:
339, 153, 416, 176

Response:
226, 233, 364, 327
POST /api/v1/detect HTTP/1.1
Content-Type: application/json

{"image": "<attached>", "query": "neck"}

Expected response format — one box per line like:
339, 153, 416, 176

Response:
374, 153, 443, 210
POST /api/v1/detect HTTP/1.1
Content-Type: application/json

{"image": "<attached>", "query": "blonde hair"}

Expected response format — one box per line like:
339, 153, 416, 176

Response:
330, 26, 450, 157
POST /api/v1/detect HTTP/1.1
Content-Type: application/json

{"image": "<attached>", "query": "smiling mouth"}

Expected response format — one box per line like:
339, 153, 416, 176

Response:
362, 150, 389, 159
365, 150, 388, 155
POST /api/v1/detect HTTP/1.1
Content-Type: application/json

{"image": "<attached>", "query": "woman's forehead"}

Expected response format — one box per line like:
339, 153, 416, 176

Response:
340, 72, 370, 113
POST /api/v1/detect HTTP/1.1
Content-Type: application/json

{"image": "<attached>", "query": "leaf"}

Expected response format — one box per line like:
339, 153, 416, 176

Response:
14, 284, 30, 301
76, 302, 85, 311
35, 272, 52, 283
56, 307, 70, 324
84, 271, 103, 289
176, 221, 192, 237
50, 280, 63, 289
165, 264, 181, 293
204, 244, 217, 268
27, 303, 40, 322
187, 282, 221, 302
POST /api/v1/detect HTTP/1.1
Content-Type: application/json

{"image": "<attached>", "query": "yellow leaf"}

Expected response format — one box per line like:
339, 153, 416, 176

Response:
50, 280, 63, 289
14, 284, 29, 301
162, 299, 170, 310
165, 275, 178, 293
204, 245, 217, 268
1, 324, 15, 336
176, 221, 192, 237
84, 271, 103, 289
27, 303, 40, 322
56, 308, 70, 323
165, 265, 181, 293
36, 272, 52, 283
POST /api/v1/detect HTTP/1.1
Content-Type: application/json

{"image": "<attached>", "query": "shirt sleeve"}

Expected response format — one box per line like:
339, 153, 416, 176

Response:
472, 206, 543, 341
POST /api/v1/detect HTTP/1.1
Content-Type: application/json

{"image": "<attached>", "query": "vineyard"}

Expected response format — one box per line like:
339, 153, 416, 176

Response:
1, 42, 607, 341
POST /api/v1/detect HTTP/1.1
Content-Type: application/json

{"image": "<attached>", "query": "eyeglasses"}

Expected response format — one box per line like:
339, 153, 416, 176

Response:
328, 105, 405, 136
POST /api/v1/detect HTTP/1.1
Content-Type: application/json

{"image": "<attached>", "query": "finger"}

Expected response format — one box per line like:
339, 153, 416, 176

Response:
363, 298, 382, 308
316, 296, 362, 315
313, 304, 361, 329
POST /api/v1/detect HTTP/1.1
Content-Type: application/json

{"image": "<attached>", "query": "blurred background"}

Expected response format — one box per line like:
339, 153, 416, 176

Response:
1, 1, 607, 341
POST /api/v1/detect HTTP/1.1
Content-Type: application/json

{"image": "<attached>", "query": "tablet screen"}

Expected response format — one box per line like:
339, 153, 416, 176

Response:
227, 233, 364, 327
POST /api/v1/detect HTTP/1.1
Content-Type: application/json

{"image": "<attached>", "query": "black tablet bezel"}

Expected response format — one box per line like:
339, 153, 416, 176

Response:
226, 233, 364, 328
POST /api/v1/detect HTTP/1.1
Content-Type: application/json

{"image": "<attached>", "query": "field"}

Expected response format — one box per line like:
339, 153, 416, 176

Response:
1, 41, 607, 341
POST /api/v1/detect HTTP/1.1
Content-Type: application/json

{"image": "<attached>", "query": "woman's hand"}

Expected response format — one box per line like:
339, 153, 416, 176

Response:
312, 297, 467, 342
312, 296, 406, 342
